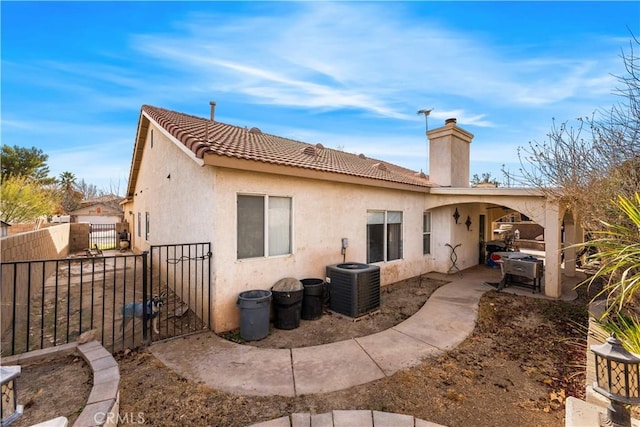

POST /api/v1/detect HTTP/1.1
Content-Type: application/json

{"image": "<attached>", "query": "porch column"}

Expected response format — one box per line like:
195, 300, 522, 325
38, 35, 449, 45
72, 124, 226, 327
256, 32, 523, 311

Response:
564, 216, 576, 278
544, 202, 562, 298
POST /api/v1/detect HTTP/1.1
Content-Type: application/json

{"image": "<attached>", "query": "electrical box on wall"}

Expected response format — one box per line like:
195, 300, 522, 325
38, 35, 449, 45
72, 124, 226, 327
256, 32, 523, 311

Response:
341, 238, 348, 249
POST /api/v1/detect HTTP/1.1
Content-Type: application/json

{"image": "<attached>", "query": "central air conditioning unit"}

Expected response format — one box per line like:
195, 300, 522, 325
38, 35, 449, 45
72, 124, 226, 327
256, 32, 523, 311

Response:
326, 263, 380, 318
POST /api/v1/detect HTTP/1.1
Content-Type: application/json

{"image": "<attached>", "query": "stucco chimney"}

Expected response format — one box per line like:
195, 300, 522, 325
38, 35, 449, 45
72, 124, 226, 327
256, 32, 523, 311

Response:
427, 118, 473, 187
209, 101, 216, 121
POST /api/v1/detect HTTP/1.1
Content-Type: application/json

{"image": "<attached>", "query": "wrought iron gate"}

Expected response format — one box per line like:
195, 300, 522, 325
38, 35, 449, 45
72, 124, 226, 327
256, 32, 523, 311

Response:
89, 224, 117, 250
148, 243, 212, 343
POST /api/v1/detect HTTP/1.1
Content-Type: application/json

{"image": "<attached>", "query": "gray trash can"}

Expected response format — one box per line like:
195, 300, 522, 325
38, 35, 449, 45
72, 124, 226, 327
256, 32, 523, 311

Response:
237, 290, 272, 341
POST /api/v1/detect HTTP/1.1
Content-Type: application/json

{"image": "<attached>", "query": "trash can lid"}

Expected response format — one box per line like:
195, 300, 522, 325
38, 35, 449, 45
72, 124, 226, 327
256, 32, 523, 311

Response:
238, 289, 272, 300
272, 277, 303, 292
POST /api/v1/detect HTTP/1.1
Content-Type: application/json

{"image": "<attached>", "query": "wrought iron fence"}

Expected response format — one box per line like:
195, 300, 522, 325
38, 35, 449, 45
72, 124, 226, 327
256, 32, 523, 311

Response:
1, 242, 212, 356
1, 254, 146, 355
89, 224, 117, 250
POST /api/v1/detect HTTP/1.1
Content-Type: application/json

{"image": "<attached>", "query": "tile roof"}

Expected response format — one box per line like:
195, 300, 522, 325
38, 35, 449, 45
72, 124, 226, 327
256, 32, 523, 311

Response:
141, 105, 432, 188
80, 195, 123, 205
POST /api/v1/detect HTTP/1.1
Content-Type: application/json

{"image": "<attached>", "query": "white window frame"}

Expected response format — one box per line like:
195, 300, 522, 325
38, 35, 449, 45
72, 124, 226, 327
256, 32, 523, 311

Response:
367, 210, 403, 263
423, 211, 432, 255
237, 194, 293, 260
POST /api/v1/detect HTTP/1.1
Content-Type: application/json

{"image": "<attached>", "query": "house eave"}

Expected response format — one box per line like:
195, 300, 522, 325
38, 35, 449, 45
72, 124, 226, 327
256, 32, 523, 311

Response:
429, 187, 544, 197
126, 110, 205, 198
125, 113, 150, 198
203, 153, 430, 193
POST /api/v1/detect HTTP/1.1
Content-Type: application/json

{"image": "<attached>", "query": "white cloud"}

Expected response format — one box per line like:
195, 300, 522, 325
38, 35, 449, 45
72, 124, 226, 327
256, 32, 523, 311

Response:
128, 1, 621, 127
2, 116, 133, 191
3, 1, 632, 190
47, 141, 131, 192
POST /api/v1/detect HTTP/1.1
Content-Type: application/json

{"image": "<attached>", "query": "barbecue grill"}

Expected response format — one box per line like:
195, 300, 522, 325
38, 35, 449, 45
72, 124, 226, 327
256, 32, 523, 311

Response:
501, 256, 544, 293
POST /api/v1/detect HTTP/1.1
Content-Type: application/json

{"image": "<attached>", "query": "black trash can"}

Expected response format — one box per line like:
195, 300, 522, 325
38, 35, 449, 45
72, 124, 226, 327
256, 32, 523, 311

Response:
271, 278, 304, 330
300, 278, 325, 320
237, 290, 272, 341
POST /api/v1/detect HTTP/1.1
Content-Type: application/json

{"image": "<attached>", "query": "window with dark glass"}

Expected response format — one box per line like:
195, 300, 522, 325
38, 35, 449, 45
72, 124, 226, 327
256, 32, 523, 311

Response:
145, 212, 150, 241
367, 210, 402, 263
237, 195, 292, 259
423, 211, 432, 255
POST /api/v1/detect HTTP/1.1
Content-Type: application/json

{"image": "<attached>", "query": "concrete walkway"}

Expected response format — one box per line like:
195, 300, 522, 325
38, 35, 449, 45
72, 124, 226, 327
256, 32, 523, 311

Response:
151, 265, 578, 397
150, 265, 581, 426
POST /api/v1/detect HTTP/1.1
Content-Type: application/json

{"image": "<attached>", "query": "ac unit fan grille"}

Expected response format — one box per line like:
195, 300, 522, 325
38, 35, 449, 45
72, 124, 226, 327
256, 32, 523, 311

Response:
327, 264, 380, 317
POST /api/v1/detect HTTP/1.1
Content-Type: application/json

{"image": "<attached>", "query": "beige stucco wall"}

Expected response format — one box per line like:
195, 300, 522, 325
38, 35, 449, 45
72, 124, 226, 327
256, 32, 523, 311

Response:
127, 122, 216, 327
427, 187, 564, 298
127, 125, 215, 250
423, 202, 492, 274
211, 168, 435, 332
427, 122, 473, 188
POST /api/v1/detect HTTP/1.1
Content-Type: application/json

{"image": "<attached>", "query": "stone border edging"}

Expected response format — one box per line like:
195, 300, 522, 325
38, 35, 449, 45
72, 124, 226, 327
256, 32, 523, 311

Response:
248, 410, 445, 427
0, 341, 120, 427
74, 341, 120, 427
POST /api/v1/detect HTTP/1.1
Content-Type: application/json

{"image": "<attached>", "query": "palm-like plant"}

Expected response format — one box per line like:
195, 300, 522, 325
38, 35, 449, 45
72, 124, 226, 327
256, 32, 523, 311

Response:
582, 193, 640, 318
598, 312, 640, 353
58, 171, 81, 213
58, 171, 76, 191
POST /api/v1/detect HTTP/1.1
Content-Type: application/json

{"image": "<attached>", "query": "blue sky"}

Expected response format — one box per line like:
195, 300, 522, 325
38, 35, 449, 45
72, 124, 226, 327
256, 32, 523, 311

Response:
2, 1, 639, 191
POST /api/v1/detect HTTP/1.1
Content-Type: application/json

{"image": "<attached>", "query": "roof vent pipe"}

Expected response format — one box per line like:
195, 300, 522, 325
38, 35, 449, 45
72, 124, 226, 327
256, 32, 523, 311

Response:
209, 101, 216, 121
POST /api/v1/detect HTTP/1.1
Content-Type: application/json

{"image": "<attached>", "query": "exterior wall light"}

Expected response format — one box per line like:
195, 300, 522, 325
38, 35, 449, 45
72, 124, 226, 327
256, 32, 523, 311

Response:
453, 207, 460, 224
591, 333, 640, 426
1, 366, 23, 426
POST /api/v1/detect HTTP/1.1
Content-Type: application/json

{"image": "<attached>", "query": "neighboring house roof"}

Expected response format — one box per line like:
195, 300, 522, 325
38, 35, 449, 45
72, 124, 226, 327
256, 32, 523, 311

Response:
127, 105, 432, 197
1, 220, 11, 227
79, 195, 123, 206
69, 196, 124, 217
69, 203, 123, 215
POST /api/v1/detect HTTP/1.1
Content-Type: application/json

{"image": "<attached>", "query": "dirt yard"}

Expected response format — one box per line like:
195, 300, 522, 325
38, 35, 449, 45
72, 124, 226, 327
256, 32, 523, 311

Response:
16, 273, 592, 426
222, 274, 449, 348
13, 354, 91, 426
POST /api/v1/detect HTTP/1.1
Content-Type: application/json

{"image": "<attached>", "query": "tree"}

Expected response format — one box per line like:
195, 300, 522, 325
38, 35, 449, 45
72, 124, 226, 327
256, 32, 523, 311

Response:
76, 179, 100, 201
471, 172, 499, 188
1, 145, 55, 185
57, 171, 82, 214
58, 171, 75, 189
510, 37, 640, 232
0, 175, 57, 223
